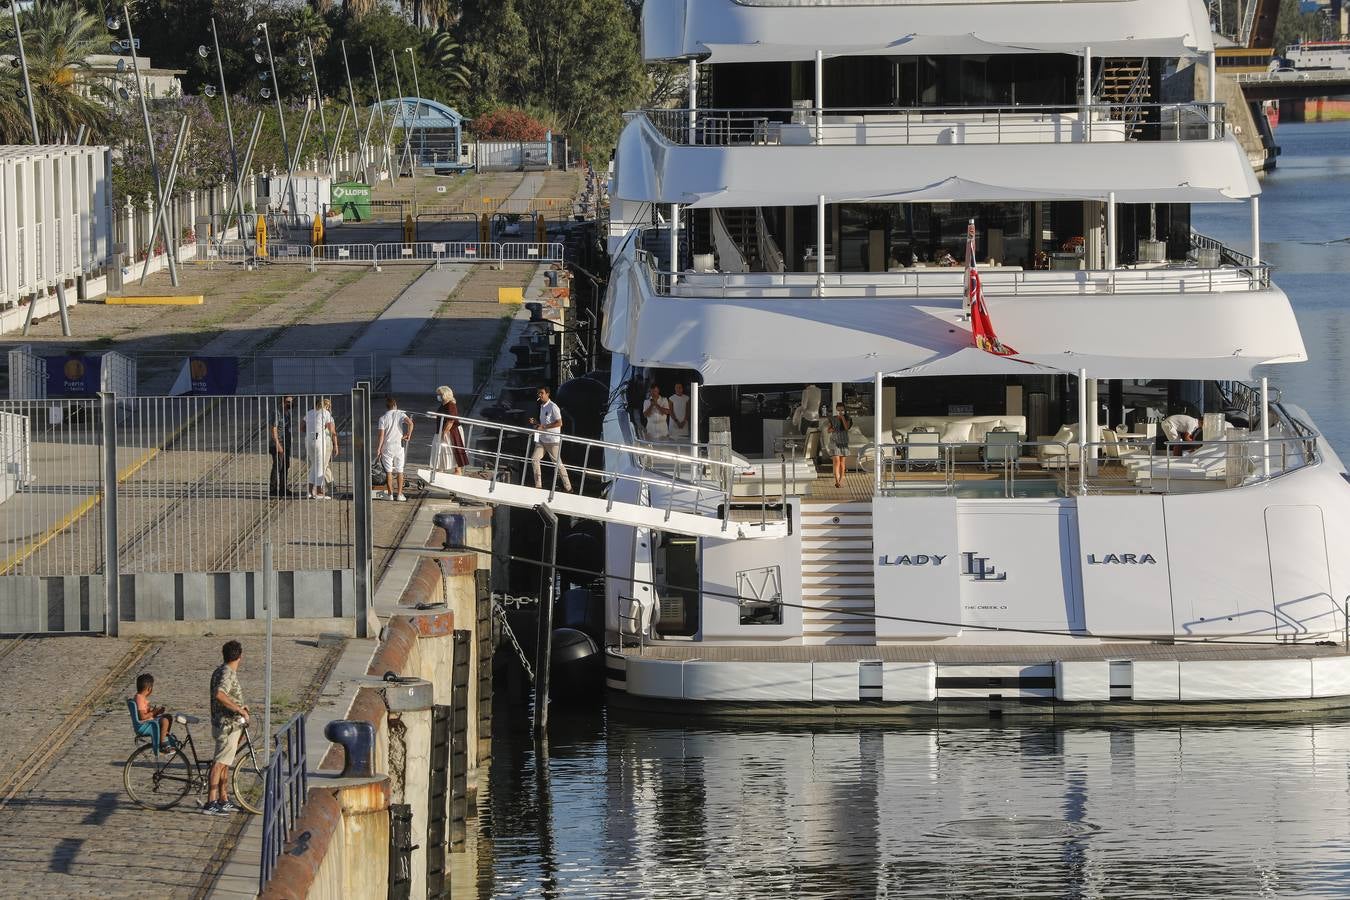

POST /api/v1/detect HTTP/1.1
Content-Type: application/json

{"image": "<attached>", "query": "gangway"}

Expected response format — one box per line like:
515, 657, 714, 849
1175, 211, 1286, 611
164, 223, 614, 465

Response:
413, 415, 790, 540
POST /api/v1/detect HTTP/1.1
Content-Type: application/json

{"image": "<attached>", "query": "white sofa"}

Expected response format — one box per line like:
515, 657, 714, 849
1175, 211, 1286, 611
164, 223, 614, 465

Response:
839, 414, 1028, 470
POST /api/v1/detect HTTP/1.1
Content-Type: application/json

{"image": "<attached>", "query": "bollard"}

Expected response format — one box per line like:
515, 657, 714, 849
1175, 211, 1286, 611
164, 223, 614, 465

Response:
324, 720, 377, 778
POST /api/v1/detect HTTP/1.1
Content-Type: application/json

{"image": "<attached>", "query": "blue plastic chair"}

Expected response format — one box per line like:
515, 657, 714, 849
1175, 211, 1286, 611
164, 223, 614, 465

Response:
127, 698, 165, 754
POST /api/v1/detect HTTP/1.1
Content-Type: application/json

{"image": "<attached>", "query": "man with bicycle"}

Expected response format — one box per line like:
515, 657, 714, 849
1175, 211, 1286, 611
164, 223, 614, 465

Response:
204, 640, 249, 816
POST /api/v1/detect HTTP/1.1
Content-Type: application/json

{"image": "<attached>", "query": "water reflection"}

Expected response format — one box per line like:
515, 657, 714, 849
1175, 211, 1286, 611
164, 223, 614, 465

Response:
480, 713, 1350, 898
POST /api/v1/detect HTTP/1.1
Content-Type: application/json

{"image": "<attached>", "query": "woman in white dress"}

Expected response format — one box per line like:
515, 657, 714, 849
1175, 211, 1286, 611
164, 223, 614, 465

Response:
643, 384, 671, 442
302, 397, 339, 499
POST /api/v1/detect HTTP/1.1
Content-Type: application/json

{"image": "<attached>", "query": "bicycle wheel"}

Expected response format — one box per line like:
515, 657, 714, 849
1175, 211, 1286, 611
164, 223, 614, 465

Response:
124, 744, 194, 810
231, 748, 267, 815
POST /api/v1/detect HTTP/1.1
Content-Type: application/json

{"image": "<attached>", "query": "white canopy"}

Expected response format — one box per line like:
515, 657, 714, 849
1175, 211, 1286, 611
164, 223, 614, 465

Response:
614, 118, 1262, 207
602, 252, 1307, 383
644, 0, 1214, 62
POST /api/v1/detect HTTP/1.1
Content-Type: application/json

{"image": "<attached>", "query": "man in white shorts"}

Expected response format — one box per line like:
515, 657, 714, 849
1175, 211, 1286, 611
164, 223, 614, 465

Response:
530, 385, 573, 492
375, 394, 414, 501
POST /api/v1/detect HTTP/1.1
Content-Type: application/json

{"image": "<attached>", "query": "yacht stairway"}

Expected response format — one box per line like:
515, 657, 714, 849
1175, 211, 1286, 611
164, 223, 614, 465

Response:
801, 500, 876, 645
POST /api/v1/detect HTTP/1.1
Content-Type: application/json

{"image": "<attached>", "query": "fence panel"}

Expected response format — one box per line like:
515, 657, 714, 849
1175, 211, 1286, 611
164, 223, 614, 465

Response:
500, 242, 564, 263
114, 394, 354, 576
376, 241, 497, 263
312, 243, 378, 265
0, 399, 104, 579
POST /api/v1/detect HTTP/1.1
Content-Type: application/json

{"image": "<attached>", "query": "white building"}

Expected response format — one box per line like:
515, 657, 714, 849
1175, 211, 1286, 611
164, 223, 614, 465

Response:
0, 146, 115, 308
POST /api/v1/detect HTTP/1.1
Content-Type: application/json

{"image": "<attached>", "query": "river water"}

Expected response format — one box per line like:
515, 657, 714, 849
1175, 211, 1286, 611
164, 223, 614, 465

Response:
475, 123, 1350, 899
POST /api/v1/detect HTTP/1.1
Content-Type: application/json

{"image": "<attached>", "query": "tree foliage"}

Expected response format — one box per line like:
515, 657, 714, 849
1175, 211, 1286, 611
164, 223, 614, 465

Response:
0, 1, 112, 143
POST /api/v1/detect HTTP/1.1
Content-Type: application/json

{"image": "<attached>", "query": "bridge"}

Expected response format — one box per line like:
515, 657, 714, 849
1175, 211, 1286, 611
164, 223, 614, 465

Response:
1234, 69, 1350, 102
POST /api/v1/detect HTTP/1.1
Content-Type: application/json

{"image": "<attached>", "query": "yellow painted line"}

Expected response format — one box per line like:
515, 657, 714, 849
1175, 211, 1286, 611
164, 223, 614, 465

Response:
106, 295, 204, 306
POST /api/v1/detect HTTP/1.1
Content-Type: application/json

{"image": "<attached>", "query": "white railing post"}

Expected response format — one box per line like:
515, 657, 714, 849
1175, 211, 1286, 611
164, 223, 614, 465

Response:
690, 381, 700, 455
874, 371, 884, 495
1077, 368, 1088, 495
669, 203, 680, 286
816, 194, 826, 294
1207, 51, 1218, 140
1251, 196, 1261, 267
814, 50, 824, 144
688, 59, 698, 145
1261, 376, 1271, 479
1106, 191, 1117, 270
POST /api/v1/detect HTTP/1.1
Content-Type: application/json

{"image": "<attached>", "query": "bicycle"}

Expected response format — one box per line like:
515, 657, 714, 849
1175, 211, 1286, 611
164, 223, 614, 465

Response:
123, 713, 267, 814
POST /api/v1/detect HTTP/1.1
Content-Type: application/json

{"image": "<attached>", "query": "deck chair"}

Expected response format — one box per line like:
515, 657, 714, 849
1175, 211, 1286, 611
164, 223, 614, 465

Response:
904, 431, 941, 471
982, 431, 1021, 470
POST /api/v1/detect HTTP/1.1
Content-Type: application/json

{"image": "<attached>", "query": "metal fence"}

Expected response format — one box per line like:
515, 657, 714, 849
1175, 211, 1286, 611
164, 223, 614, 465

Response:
0, 399, 104, 577
114, 394, 355, 575
197, 240, 563, 269
260, 713, 308, 895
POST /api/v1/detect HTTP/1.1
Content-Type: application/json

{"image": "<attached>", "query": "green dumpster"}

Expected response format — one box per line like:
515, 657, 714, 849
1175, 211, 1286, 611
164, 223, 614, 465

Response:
333, 182, 372, 221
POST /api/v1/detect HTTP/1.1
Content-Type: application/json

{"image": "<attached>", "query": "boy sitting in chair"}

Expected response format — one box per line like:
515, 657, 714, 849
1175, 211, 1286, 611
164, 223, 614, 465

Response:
132, 673, 175, 753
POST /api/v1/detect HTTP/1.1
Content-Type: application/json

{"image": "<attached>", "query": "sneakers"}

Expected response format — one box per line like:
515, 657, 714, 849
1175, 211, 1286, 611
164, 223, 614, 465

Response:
218, 801, 241, 814
396, 494, 408, 502
201, 801, 227, 816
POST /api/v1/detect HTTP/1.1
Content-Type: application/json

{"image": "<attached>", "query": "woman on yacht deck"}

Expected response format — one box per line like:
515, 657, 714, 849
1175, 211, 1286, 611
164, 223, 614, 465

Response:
828, 402, 852, 488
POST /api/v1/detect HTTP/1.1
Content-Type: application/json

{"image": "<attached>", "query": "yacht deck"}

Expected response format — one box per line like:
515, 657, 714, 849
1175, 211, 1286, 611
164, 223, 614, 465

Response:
621, 642, 1349, 663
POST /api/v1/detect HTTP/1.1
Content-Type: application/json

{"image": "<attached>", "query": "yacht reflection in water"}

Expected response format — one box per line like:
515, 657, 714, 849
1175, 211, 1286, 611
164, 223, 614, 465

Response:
481, 716, 1350, 898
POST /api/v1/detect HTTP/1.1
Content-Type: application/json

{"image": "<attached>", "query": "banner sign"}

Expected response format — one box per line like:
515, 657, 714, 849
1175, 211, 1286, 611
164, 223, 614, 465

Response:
44, 354, 102, 397
188, 357, 239, 395
333, 182, 372, 221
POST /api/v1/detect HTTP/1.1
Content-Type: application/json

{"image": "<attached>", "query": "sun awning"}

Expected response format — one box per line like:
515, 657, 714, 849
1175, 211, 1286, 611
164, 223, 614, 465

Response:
614, 118, 1262, 207
643, 0, 1214, 62
602, 254, 1307, 384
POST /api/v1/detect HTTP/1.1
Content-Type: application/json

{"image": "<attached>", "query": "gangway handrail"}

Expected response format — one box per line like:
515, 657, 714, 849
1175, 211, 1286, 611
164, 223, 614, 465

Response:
421, 412, 790, 533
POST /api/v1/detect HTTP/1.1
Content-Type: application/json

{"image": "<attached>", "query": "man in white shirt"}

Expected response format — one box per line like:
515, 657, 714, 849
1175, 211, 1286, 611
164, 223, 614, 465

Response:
375, 394, 414, 501
668, 382, 691, 441
1160, 412, 1201, 456
643, 384, 671, 441
529, 386, 573, 492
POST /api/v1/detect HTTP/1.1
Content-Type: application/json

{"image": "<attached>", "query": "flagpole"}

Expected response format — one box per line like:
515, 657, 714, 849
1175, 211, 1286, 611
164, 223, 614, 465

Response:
962, 217, 976, 318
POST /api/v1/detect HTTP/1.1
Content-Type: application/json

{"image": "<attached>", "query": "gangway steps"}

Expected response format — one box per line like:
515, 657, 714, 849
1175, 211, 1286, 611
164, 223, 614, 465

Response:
801, 500, 876, 645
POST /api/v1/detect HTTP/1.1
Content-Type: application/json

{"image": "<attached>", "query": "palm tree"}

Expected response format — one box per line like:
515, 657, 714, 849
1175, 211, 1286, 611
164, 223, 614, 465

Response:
0, 1, 112, 143
426, 31, 470, 92
343, 0, 381, 19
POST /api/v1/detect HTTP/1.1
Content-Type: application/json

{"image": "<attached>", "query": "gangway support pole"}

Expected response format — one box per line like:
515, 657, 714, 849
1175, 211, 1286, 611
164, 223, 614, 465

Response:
532, 505, 558, 743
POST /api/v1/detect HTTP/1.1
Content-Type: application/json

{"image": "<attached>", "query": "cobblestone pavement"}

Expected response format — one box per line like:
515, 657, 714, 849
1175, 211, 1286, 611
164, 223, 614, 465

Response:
0, 635, 341, 898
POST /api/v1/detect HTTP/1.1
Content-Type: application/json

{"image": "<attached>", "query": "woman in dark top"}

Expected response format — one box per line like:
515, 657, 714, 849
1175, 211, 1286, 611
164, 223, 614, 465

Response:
827, 402, 852, 488
435, 386, 469, 475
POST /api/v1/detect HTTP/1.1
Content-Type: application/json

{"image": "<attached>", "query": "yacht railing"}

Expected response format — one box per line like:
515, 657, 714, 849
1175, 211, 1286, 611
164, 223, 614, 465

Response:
631, 102, 1227, 147
868, 430, 1318, 498
635, 245, 1271, 299
422, 413, 790, 531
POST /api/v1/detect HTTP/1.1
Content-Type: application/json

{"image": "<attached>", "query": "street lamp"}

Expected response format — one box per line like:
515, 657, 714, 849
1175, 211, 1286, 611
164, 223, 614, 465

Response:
111, 3, 178, 285
300, 36, 331, 175
367, 46, 394, 179
256, 22, 298, 215
199, 19, 241, 225
404, 47, 424, 170
1, 0, 40, 143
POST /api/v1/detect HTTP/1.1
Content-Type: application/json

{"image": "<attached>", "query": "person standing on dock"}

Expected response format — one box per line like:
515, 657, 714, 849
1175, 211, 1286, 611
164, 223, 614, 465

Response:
434, 385, 469, 476
268, 396, 294, 497
303, 397, 339, 499
376, 395, 414, 502
205, 640, 249, 817
530, 385, 573, 492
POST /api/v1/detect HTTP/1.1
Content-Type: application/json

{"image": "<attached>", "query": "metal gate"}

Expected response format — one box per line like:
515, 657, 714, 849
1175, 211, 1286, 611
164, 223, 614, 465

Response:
427, 704, 451, 898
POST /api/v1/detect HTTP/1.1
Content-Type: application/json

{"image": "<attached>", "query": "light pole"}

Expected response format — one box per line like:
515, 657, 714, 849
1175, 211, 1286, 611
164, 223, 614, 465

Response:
302, 36, 330, 176
200, 20, 240, 228
256, 22, 298, 216
2, 0, 40, 143
389, 49, 416, 205
367, 46, 393, 178
339, 41, 365, 179
112, 4, 177, 285
404, 47, 425, 172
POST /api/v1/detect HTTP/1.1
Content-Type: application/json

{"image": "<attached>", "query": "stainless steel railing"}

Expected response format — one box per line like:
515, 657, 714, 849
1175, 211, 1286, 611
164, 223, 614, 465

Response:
630, 101, 1228, 147
422, 413, 792, 532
